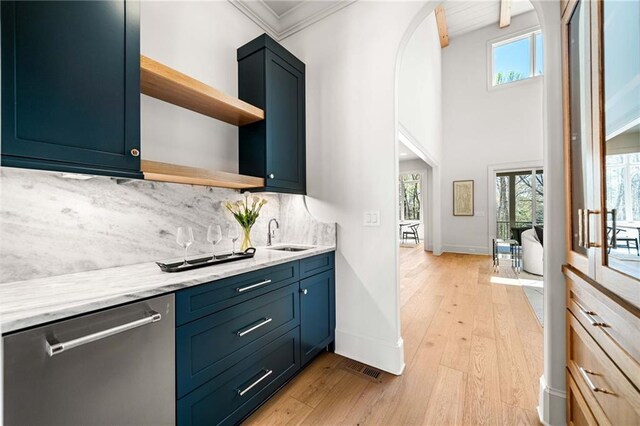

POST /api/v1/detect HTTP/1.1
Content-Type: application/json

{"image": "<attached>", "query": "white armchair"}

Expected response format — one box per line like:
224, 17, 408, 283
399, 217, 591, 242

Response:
522, 229, 543, 276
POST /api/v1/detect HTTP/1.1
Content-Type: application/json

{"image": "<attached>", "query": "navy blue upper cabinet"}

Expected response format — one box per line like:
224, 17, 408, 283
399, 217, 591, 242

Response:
238, 34, 306, 194
1, 1, 142, 178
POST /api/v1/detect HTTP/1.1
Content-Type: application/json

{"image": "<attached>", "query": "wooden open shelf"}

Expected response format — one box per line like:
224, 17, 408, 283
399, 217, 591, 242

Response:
141, 160, 264, 189
140, 55, 264, 126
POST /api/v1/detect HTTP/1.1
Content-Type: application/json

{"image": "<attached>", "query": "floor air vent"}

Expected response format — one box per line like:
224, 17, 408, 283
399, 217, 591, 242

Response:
340, 359, 384, 383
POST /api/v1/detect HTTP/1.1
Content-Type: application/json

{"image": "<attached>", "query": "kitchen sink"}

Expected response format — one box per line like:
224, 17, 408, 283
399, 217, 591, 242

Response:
268, 246, 313, 252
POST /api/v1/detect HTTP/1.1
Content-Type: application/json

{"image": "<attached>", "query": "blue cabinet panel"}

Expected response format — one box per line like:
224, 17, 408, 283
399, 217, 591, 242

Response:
176, 261, 299, 326
176, 283, 299, 398
177, 327, 300, 426
300, 252, 335, 280
300, 270, 336, 366
238, 34, 306, 194
1, 1, 141, 178
175, 253, 336, 425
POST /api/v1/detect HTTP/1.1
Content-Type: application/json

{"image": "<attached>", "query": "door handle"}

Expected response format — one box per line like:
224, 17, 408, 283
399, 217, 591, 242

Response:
578, 367, 613, 394
573, 300, 608, 327
237, 369, 273, 396
45, 311, 161, 356
237, 318, 273, 337
236, 279, 272, 293
584, 209, 601, 248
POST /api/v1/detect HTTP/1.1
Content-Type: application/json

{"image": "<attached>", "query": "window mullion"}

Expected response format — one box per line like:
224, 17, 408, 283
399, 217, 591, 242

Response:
530, 33, 535, 78
626, 162, 633, 222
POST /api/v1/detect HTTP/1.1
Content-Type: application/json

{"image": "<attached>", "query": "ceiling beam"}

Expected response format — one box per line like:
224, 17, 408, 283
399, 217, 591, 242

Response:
434, 6, 449, 48
499, 0, 512, 28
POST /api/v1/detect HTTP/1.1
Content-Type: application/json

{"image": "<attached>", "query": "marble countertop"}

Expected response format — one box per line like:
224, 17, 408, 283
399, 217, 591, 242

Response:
0, 245, 335, 334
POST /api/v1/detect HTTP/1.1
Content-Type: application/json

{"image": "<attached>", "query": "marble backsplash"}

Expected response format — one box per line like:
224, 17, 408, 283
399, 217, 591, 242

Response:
0, 167, 335, 283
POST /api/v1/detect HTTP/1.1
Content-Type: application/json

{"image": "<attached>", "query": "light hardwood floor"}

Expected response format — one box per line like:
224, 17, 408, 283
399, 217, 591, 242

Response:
244, 247, 543, 425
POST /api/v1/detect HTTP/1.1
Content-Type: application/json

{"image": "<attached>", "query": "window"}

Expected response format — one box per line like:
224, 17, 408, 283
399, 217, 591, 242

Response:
491, 30, 543, 86
606, 153, 640, 222
399, 173, 421, 221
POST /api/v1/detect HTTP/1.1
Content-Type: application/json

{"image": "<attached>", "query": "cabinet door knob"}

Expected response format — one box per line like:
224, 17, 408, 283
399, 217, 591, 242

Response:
130, 148, 140, 157
268, 173, 274, 179
301, 289, 308, 295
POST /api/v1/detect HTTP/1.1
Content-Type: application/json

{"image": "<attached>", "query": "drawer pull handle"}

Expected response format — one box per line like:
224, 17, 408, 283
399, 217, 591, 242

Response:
45, 311, 161, 357
236, 279, 272, 293
578, 367, 613, 394
574, 301, 608, 327
237, 317, 273, 337
238, 369, 273, 396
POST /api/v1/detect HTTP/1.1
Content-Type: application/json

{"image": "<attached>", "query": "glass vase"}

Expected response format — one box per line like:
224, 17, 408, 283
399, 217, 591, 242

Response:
240, 226, 253, 251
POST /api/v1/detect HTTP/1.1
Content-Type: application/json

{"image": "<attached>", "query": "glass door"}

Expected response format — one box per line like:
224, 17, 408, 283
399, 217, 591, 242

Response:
596, 0, 640, 304
495, 169, 543, 241
563, 0, 596, 276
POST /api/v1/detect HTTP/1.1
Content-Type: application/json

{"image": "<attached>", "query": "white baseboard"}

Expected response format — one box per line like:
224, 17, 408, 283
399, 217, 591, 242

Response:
334, 328, 405, 375
537, 375, 566, 426
442, 244, 490, 255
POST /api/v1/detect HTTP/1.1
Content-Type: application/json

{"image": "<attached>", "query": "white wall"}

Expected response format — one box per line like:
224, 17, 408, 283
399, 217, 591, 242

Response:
399, 14, 442, 165
398, 12, 443, 253
530, 1, 566, 423
441, 11, 543, 254
140, 1, 263, 172
282, 1, 430, 374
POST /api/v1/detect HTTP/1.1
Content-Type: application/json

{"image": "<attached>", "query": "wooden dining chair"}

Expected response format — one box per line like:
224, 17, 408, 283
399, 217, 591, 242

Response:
402, 224, 420, 244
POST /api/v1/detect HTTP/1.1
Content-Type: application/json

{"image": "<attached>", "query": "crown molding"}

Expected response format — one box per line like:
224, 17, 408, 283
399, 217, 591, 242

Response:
229, 0, 357, 41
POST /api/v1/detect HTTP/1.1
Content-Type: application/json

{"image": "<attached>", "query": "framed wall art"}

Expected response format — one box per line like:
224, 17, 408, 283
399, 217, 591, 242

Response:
453, 180, 474, 216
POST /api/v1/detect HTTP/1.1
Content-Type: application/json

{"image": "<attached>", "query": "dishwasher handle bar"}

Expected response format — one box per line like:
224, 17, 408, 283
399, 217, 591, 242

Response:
45, 311, 162, 357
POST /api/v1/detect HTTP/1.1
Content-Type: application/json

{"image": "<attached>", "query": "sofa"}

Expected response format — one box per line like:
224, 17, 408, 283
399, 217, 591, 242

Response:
522, 228, 543, 276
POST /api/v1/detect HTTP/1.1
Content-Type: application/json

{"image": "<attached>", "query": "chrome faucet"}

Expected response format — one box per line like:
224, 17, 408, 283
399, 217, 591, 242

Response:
267, 218, 279, 246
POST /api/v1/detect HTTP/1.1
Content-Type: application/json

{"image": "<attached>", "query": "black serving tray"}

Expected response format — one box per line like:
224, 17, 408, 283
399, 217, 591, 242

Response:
156, 248, 256, 273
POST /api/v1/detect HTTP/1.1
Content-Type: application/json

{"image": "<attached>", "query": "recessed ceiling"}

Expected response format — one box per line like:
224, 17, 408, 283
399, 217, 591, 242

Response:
444, 0, 535, 39
230, 0, 356, 41
262, 1, 305, 17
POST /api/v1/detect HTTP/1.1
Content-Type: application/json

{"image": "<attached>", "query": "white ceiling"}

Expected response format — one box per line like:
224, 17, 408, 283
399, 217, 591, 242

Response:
444, 0, 535, 39
399, 142, 420, 161
230, 0, 535, 42
230, 0, 356, 41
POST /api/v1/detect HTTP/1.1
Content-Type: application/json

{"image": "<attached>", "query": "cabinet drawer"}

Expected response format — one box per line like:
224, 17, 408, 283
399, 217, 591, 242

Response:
567, 272, 640, 390
300, 252, 334, 279
567, 312, 640, 425
568, 370, 597, 426
177, 283, 299, 397
176, 261, 299, 325
177, 327, 300, 426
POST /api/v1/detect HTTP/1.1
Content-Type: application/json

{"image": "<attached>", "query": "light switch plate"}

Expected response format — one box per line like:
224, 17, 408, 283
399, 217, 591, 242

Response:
363, 210, 380, 226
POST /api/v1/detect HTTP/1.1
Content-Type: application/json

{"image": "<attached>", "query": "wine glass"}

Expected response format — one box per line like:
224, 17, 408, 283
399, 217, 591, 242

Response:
207, 224, 222, 260
227, 224, 239, 256
176, 226, 194, 266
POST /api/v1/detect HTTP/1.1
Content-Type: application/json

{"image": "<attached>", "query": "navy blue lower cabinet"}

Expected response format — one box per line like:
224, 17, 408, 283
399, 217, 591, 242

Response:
176, 261, 299, 326
299, 269, 336, 366
177, 327, 300, 426
176, 283, 300, 398
174, 254, 336, 425
300, 252, 335, 280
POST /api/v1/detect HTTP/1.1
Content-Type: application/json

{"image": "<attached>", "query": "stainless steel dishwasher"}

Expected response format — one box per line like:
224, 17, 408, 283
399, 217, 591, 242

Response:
3, 294, 175, 426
